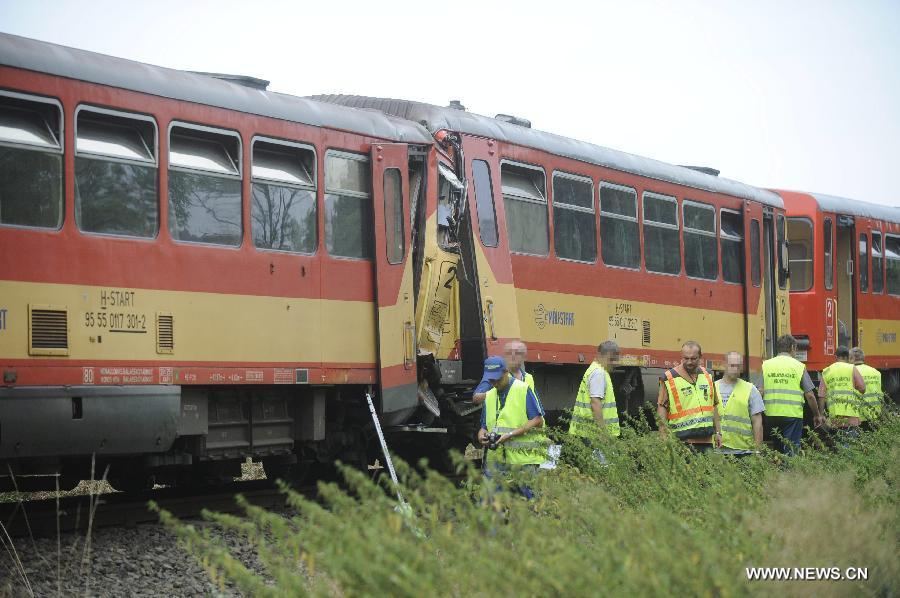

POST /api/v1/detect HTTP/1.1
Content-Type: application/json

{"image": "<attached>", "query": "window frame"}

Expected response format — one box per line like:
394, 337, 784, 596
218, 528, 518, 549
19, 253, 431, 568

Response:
551, 170, 596, 264
472, 159, 499, 248
642, 190, 681, 277
598, 181, 640, 271
885, 233, 900, 297
859, 232, 869, 294
786, 216, 814, 292
0, 89, 65, 232
168, 121, 242, 180
750, 219, 761, 287
719, 207, 743, 285
323, 148, 373, 261
682, 199, 718, 281
499, 159, 549, 257
249, 135, 318, 256
872, 229, 885, 294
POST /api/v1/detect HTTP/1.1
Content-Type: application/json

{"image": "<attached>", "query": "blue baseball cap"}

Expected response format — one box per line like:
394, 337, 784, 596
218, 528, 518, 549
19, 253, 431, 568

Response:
481, 356, 508, 383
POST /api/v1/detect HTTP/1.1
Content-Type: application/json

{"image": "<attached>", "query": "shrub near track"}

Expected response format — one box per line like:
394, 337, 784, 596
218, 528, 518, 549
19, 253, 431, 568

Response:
158, 414, 899, 597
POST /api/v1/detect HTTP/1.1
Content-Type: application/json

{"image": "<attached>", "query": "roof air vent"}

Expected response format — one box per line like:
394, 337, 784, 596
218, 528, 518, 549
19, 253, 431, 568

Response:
495, 114, 531, 128
680, 165, 720, 177
190, 72, 270, 91
448, 100, 466, 111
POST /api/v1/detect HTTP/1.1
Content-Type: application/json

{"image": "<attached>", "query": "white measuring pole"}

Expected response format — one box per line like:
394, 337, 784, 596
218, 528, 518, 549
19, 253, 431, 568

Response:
365, 391, 405, 505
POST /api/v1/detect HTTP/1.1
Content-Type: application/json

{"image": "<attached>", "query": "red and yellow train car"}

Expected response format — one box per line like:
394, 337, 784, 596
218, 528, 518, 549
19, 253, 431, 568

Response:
314, 96, 793, 415
776, 191, 900, 397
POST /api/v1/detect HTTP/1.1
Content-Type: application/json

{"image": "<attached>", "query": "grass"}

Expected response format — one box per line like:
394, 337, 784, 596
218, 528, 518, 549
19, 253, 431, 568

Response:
156, 413, 900, 597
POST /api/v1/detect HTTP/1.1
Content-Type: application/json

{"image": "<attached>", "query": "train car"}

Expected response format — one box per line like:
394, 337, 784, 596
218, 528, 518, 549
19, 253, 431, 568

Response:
0, 33, 478, 490
311, 96, 793, 417
776, 191, 900, 398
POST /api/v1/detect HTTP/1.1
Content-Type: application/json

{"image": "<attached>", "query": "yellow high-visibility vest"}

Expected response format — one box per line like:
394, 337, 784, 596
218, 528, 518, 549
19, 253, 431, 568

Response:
569, 362, 620, 439
762, 354, 806, 418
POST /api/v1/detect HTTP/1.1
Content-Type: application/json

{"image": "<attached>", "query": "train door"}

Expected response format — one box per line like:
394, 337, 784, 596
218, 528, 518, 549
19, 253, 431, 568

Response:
835, 215, 857, 347
370, 143, 417, 414
459, 136, 522, 380
763, 213, 778, 357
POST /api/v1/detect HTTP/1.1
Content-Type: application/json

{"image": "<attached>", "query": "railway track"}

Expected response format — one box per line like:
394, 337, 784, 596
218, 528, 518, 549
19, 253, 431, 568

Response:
0, 480, 301, 538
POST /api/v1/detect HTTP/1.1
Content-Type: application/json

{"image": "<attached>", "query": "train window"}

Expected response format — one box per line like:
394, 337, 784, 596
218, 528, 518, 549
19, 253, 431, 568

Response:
553, 172, 596, 263
168, 124, 242, 246
0, 91, 63, 229
787, 217, 813, 292
643, 192, 680, 275
720, 209, 743, 284
886, 235, 900, 296
823, 217, 834, 290
872, 231, 884, 293
859, 234, 869, 293
325, 151, 372, 259
777, 215, 788, 289
383, 168, 404, 264
501, 161, 548, 256
437, 163, 464, 250
75, 106, 158, 238
750, 219, 761, 287
250, 138, 316, 254
599, 182, 639, 269
683, 200, 717, 280
472, 160, 498, 247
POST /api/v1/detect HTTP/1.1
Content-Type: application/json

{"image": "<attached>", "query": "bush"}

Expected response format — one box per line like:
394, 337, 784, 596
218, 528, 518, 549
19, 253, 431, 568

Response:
158, 415, 900, 596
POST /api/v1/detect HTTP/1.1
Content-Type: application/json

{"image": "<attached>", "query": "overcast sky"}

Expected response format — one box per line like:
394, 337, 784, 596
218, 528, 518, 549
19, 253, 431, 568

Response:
2, 0, 898, 207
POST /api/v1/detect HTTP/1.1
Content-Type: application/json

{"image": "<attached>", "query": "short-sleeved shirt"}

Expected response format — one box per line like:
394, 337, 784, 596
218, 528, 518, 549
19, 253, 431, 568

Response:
480, 382, 544, 431
717, 380, 765, 417
587, 368, 607, 399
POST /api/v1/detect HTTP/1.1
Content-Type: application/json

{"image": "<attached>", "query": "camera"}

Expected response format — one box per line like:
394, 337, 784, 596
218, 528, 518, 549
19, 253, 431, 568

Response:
486, 432, 502, 451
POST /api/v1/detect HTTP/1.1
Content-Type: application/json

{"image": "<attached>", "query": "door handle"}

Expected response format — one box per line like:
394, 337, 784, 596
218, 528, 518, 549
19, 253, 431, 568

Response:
403, 322, 415, 369
486, 300, 497, 341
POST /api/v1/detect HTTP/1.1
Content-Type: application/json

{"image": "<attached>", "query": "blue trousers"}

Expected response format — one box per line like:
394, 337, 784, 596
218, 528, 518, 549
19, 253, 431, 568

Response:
767, 416, 804, 455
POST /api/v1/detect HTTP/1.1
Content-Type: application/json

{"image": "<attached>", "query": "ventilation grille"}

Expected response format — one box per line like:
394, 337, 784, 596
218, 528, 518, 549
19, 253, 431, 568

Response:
29, 305, 69, 355
642, 320, 651, 347
157, 312, 174, 354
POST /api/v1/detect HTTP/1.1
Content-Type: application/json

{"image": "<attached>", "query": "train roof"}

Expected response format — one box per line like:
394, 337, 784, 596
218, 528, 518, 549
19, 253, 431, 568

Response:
309, 95, 785, 209
809, 193, 900, 224
0, 33, 434, 145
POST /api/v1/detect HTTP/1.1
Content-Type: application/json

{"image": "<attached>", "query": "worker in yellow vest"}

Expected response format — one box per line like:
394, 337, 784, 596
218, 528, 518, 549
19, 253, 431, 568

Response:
477, 356, 547, 499
657, 340, 722, 452
472, 340, 539, 405
761, 334, 823, 455
569, 340, 621, 441
715, 351, 764, 455
850, 346, 885, 430
820, 346, 866, 442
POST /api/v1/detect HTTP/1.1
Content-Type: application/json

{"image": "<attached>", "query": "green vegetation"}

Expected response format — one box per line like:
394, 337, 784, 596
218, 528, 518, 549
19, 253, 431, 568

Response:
158, 416, 900, 597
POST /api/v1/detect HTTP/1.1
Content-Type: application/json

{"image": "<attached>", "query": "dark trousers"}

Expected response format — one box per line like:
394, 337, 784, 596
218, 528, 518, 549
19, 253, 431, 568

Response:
766, 416, 804, 455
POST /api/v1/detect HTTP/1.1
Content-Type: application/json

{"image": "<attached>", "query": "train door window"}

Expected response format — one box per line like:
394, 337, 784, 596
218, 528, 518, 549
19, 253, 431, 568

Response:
250, 137, 316, 254
786, 217, 813, 292
683, 200, 717, 279
552, 171, 595, 262
75, 106, 158, 238
777, 215, 788, 289
472, 160, 498, 247
823, 217, 834, 290
383, 168, 404, 264
859, 234, 868, 293
599, 182, 639, 269
720, 209, 743, 284
0, 91, 63, 229
500, 161, 548, 256
168, 123, 242, 246
643, 192, 680, 275
872, 231, 884, 293
886, 235, 900, 296
750, 219, 761, 287
437, 162, 464, 250
324, 150, 372, 259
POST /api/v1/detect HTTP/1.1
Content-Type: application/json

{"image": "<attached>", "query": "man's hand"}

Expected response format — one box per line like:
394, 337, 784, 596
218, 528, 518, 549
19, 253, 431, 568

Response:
496, 431, 516, 445
814, 413, 826, 428
714, 432, 723, 448
477, 428, 489, 446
